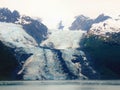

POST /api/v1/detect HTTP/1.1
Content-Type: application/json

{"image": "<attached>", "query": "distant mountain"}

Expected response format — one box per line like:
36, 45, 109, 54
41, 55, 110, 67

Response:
94, 14, 111, 23
57, 20, 64, 30
0, 8, 20, 23
69, 15, 93, 30
69, 14, 111, 31
0, 8, 48, 44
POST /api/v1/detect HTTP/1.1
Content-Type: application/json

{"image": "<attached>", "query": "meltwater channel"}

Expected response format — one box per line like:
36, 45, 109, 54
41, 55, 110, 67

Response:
0, 80, 120, 90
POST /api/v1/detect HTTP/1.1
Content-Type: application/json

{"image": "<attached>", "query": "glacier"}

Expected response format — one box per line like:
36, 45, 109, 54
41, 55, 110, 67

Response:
0, 22, 97, 80
0, 22, 38, 48
40, 29, 86, 49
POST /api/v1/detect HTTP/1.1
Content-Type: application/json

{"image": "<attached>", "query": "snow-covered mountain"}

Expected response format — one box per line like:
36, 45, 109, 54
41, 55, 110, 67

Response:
87, 18, 120, 45
69, 14, 111, 31
0, 8, 120, 80
0, 8, 48, 44
89, 18, 120, 36
81, 17, 120, 79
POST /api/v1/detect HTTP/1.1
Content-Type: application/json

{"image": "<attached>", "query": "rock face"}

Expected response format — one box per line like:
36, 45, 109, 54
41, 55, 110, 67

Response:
69, 15, 93, 30
0, 8, 20, 23
69, 14, 111, 31
17, 16, 48, 44
94, 14, 111, 23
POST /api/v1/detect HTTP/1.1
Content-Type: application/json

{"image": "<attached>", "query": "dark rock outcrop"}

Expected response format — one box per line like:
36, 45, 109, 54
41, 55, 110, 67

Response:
0, 41, 18, 80
69, 15, 93, 30
0, 8, 20, 23
20, 16, 48, 44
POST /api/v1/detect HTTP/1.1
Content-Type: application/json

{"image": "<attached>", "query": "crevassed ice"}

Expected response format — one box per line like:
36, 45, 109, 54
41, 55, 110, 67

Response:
40, 29, 86, 49
0, 22, 37, 47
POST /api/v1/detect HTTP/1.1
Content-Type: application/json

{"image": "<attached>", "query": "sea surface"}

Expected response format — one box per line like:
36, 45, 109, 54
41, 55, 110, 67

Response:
0, 80, 120, 90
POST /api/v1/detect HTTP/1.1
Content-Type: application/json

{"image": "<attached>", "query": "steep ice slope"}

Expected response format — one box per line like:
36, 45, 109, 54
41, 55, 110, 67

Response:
41, 30, 86, 49
0, 22, 38, 48
21, 48, 86, 80
18, 48, 96, 80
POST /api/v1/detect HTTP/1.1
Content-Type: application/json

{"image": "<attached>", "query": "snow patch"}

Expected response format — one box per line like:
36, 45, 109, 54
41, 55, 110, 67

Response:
90, 19, 120, 36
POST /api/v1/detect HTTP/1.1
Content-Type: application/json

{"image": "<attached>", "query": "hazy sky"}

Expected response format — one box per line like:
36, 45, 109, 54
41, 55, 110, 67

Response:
0, 0, 120, 29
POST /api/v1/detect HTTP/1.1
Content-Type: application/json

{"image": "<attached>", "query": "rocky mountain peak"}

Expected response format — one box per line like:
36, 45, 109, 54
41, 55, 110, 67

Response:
94, 13, 111, 23
69, 14, 111, 31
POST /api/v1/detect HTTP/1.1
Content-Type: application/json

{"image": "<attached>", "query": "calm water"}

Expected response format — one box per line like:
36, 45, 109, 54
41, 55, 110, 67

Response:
0, 80, 120, 90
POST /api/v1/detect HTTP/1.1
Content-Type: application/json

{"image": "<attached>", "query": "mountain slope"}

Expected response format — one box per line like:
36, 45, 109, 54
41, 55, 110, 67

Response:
81, 18, 120, 79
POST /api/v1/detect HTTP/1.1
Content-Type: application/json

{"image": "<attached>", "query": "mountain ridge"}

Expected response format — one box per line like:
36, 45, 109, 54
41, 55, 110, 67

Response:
69, 14, 111, 31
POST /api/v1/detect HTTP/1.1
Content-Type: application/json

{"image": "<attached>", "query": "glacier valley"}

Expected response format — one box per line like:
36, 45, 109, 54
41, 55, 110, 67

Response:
0, 22, 97, 80
0, 8, 120, 80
